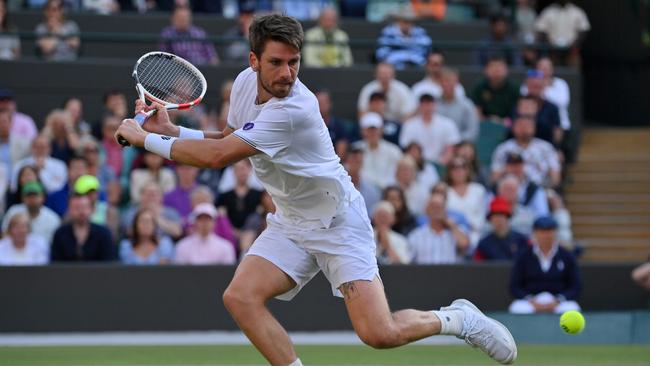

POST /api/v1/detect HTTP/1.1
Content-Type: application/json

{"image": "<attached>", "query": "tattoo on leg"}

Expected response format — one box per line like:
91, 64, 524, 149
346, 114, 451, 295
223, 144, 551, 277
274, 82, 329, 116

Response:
340, 281, 360, 301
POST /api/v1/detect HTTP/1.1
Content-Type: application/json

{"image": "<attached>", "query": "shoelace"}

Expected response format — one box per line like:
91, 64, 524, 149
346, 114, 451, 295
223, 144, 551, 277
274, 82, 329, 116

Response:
461, 312, 496, 355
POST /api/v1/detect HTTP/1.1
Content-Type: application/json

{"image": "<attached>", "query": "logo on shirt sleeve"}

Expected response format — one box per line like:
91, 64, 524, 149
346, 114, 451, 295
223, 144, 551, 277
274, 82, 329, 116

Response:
243, 122, 255, 131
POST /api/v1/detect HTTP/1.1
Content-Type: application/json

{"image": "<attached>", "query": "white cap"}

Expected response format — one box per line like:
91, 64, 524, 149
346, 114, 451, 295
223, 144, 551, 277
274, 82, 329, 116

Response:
359, 112, 384, 129
190, 203, 218, 223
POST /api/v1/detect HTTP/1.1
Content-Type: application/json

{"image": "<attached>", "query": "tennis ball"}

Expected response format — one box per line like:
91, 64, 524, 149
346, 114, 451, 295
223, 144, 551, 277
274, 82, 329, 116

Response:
560, 310, 585, 334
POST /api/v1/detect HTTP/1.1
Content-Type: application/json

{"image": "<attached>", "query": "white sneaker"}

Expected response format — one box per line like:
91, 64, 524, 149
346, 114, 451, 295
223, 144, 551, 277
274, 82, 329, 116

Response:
441, 299, 517, 364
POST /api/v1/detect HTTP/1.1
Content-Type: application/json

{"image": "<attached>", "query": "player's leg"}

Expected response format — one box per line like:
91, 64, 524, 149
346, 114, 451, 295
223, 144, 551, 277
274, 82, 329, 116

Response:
222, 255, 298, 366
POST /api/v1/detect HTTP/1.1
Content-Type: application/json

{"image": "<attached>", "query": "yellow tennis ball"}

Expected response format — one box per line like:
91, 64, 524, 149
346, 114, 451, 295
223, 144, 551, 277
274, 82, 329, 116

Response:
560, 310, 585, 334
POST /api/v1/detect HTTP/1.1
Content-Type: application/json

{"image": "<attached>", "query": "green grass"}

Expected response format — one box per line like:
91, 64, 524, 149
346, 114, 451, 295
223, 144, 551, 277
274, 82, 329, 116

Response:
1, 345, 649, 366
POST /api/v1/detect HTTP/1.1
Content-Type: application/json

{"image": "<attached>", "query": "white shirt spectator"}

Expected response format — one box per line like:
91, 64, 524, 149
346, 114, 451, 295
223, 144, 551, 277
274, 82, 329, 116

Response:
521, 77, 571, 130
399, 114, 461, 163
353, 140, 403, 189
492, 138, 560, 186
417, 163, 440, 191
357, 79, 416, 121
130, 168, 176, 203
535, 2, 590, 47
0, 233, 49, 265
447, 183, 487, 245
375, 229, 410, 265
408, 225, 460, 264
1, 204, 61, 244
11, 156, 67, 193
401, 180, 430, 216
411, 78, 465, 101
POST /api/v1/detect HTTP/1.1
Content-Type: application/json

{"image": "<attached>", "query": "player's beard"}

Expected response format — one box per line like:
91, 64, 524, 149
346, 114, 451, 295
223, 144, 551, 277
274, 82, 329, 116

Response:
257, 67, 294, 99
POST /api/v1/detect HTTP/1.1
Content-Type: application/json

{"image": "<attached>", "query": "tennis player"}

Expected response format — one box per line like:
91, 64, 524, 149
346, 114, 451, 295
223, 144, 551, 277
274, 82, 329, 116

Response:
115, 14, 517, 366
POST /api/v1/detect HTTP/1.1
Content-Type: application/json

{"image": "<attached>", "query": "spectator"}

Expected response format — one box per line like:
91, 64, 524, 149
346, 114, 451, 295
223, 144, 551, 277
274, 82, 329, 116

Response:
130, 151, 176, 203
503, 152, 550, 218
496, 175, 537, 236
515, 0, 537, 44
99, 113, 126, 178
445, 156, 487, 246
0, 88, 37, 141
317, 89, 357, 159
101, 90, 128, 122
470, 56, 520, 122
357, 62, 416, 122
509, 215, 581, 313
519, 73, 562, 146
0, 212, 49, 265
43, 154, 86, 217
399, 94, 461, 165
0, 108, 30, 179
63, 97, 91, 137
239, 191, 275, 257
344, 146, 381, 215
189, 185, 236, 248
51, 194, 115, 261
41, 108, 80, 163
366, 0, 407, 22
222, 6, 253, 65
474, 196, 530, 261
82, 0, 119, 14
2, 181, 60, 244
491, 113, 561, 187
119, 208, 174, 265
475, 13, 521, 67
6, 165, 38, 210
373, 200, 410, 265
214, 80, 234, 132
412, 51, 465, 101
632, 261, 650, 292
163, 163, 199, 220
174, 203, 237, 265
392, 156, 429, 216
383, 185, 418, 236
352, 112, 403, 189
123, 183, 183, 240
74, 174, 115, 230
78, 136, 115, 195
159, 5, 219, 65
303, 7, 353, 68
533, 57, 572, 131
535, 0, 590, 66
275, 0, 333, 20
454, 141, 489, 186
375, 7, 432, 70
366, 91, 401, 145
12, 135, 67, 194
0, 0, 20, 60
408, 192, 470, 264
546, 188, 573, 248
437, 68, 480, 142
216, 160, 263, 235
403, 142, 439, 191
35, 0, 80, 61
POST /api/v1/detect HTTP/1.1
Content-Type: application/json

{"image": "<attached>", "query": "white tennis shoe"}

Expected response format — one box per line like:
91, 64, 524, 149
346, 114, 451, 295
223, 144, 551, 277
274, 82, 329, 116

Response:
441, 299, 518, 364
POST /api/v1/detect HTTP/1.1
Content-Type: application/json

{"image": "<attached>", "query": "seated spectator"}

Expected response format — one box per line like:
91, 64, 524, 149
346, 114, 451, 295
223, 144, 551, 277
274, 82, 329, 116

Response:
365, 91, 401, 145
373, 200, 410, 265
408, 192, 470, 264
509, 215, 581, 313
496, 175, 537, 236
403, 142, 439, 191
51, 194, 115, 261
123, 183, 183, 240
412, 50, 465, 101
35, 0, 80, 61
0, 212, 49, 265
0, 88, 37, 142
78, 136, 115, 196
491, 113, 561, 187
189, 185, 236, 247
130, 151, 176, 203
515, 0, 537, 44
40, 108, 79, 163
535, 0, 590, 66
357, 62, 416, 122
375, 7, 432, 70
82, 0, 119, 14
12, 135, 67, 194
534, 57, 572, 132
474, 196, 530, 261
470, 56, 520, 123
216, 160, 263, 236
317, 89, 357, 159
437, 68, 480, 142
7, 165, 39, 210
119, 208, 174, 265
0, 0, 20, 60
546, 188, 573, 248
163, 163, 199, 220
174, 203, 237, 265
43, 154, 86, 217
519, 73, 562, 146
454, 141, 489, 186
345, 146, 381, 215
222, 7, 253, 66
399, 94, 461, 165
411, 0, 446, 20
632, 261, 650, 292
303, 7, 353, 67
100, 113, 132, 179
2, 181, 60, 244
159, 5, 218, 65
475, 13, 521, 67
74, 174, 114, 228
96, 91, 128, 139
0, 108, 30, 180
366, 0, 407, 22
383, 185, 418, 236
239, 191, 275, 257
503, 152, 550, 218
353, 112, 403, 189
62, 97, 91, 137
445, 156, 487, 246
391, 156, 429, 216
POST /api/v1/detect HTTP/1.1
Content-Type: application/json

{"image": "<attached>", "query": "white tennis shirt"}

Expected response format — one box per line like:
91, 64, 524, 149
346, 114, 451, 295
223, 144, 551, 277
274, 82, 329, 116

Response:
229, 67, 359, 229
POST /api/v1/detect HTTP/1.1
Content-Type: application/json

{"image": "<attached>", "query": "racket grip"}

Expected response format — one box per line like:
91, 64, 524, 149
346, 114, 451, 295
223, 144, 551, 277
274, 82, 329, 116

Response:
117, 111, 150, 147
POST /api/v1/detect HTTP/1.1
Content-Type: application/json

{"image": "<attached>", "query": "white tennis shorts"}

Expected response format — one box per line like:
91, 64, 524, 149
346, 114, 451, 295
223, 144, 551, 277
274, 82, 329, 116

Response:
246, 196, 379, 300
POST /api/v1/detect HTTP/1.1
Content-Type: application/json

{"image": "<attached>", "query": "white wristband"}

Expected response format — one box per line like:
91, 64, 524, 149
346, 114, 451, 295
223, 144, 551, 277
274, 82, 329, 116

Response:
178, 126, 205, 139
144, 133, 177, 160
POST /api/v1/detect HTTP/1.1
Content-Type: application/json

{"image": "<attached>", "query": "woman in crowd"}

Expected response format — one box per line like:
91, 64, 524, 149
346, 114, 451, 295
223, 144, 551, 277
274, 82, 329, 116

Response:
0, 212, 49, 265
382, 185, 418, 236
35, 0, 80, 61
445, 156, 487, 246
41, 109, 80, 163
129, 150, 176, 203
6, 165, 39, 209
119, 208, 174, 265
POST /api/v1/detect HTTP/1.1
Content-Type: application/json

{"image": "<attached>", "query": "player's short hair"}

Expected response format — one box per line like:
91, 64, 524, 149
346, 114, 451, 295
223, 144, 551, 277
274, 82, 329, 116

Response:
249, 14, 304, 57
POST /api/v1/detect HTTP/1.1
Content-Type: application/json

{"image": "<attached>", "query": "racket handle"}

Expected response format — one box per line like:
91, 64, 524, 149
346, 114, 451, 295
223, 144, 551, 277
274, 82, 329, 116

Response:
117, 111, 151, 147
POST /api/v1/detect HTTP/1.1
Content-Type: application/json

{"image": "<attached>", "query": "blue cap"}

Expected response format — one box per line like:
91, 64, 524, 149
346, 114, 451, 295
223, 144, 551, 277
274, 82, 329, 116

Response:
526, 69, 544, 79
533, 215, 558, 230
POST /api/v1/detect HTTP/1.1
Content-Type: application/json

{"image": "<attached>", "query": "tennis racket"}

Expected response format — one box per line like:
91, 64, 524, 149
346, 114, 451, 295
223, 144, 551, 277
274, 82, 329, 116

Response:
117, 51, 208, 146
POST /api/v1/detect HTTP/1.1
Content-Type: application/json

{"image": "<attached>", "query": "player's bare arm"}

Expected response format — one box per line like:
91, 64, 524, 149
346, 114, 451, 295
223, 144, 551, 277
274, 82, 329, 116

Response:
135, 100, 232, 139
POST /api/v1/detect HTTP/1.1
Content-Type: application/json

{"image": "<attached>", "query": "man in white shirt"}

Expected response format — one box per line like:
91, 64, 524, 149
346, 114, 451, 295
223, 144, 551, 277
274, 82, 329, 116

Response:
399, 94, 461, 165
357, 62, 416, 122
11, 135, 68, 194
116, 14, 516, 366
2, 181, 61, 244
436, 67, 479, 142
352, 112, 403, 189
535, 0, 590, 65
411, 51, 465, 101
0, 212, 49, 266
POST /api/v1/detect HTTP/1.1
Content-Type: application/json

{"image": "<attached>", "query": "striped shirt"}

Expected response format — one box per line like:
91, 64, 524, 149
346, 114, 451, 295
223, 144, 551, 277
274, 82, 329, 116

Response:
375, 24, 432, 69
408, 224, 460, 264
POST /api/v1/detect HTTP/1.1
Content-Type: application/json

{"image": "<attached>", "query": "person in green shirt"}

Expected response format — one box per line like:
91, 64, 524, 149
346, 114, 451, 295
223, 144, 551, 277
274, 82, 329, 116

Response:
470, 56, 520, 123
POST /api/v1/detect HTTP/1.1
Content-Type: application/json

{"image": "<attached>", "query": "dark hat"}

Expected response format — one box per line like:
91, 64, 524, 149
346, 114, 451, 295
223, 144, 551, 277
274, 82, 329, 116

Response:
487, 196, 512, 218
0, 88, 14, 100
21, 181, 44, 196
506, 152, 524, 164
533, 215, 558, 230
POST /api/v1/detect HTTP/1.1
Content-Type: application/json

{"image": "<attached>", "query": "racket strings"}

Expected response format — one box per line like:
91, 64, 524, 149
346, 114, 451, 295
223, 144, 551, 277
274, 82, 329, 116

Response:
137, 54, 204, 104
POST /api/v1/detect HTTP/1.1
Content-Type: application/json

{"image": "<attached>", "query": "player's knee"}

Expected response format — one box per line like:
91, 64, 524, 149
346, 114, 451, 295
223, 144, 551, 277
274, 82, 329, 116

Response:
222, 286, 257, 314
357, 328, 401, 349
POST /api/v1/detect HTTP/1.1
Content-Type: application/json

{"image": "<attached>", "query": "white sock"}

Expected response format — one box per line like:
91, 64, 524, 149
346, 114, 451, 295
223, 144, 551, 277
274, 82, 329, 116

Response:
432, 309, 464, 336
288, 358, 303, 366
